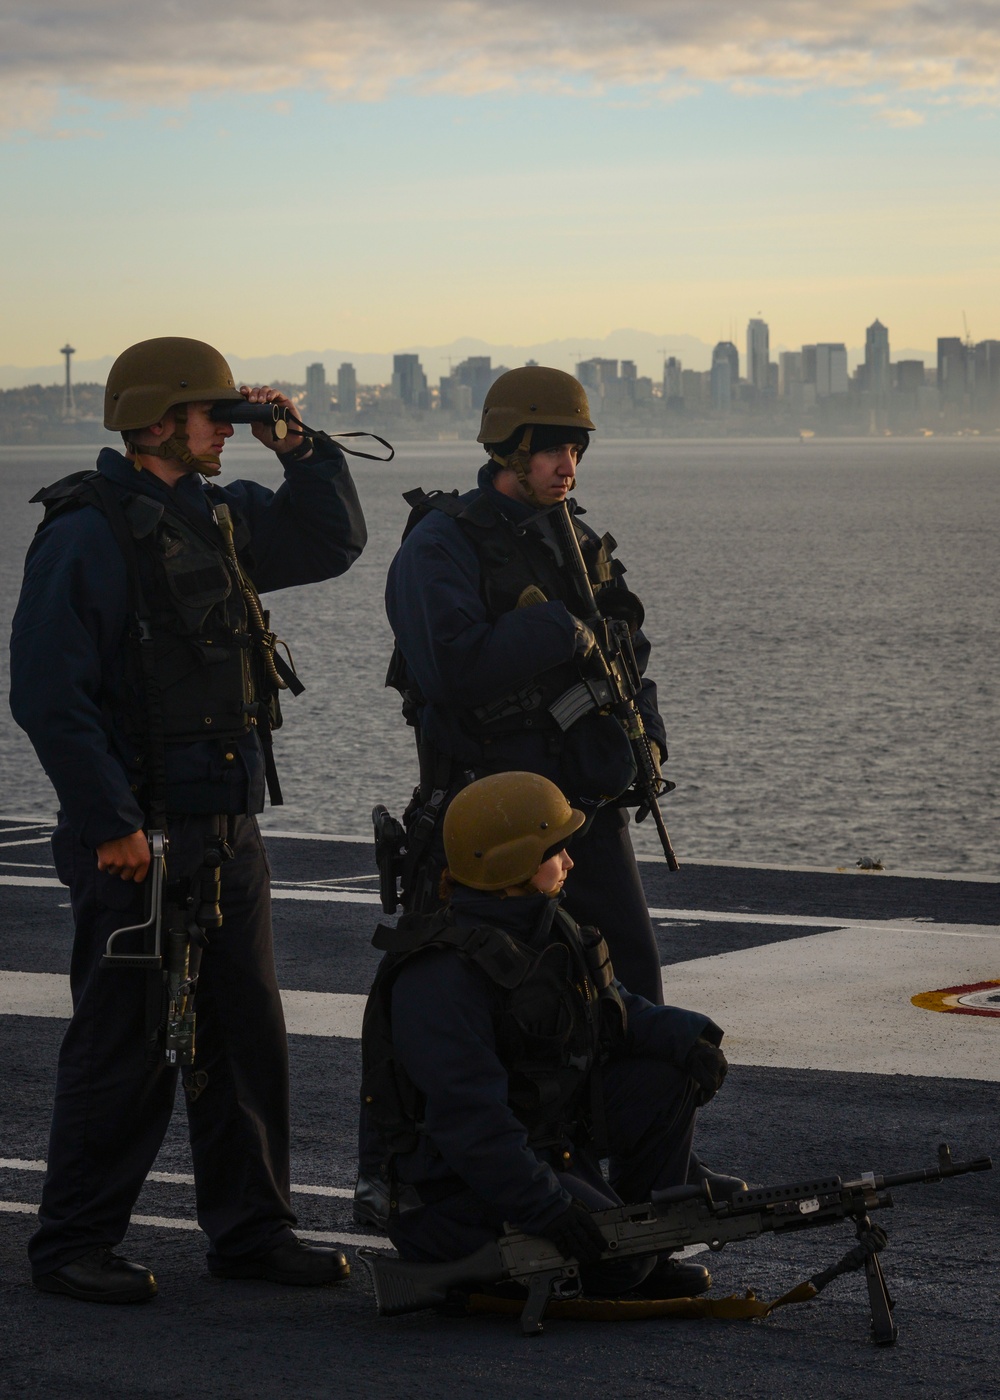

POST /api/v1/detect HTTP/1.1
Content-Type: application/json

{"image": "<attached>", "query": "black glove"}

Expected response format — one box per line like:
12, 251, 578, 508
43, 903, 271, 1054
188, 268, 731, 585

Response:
537, 1200, 606, 1265
683, 1037, 729, 1106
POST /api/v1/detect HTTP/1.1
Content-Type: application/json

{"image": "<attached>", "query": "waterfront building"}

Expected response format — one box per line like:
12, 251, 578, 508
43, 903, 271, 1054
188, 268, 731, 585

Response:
392, 353, 430, 409
663, 356, 683, 403
711, 342, 736, 413
937, 337, 967, 405
336, 362, 357, 415
779, 352, 803, 397
305, 362, 328, 421
746, 318, 770, 395
865, 320, 891, 399
815, 343, 848, 397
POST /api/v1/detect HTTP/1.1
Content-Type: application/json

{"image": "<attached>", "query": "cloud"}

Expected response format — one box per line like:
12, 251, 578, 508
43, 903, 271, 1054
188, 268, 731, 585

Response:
876, 106, 926, 127
1, 1, 998, 134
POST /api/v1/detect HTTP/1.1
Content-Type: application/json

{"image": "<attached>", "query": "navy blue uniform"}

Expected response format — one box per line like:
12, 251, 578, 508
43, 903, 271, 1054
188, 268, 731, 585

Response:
10, 445, 366, 1274
379, 888, 720, 1291
385, 465, 667, 1003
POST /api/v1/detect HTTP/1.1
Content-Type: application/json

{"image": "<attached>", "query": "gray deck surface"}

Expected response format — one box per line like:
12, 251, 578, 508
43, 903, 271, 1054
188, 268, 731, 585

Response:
1, 818, 996, 1399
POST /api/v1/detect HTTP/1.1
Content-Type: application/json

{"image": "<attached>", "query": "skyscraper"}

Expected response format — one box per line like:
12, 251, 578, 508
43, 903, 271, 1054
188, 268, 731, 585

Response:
746, 318, 770, 394
392, 353, 430, 409
711, 342, 737, 413
305, 362, 327, 421
937, 337, 966, 405
663, 356, 683, 401
336, 363, 357, 415
815, 344, 848, 397
865, 320, 891, 398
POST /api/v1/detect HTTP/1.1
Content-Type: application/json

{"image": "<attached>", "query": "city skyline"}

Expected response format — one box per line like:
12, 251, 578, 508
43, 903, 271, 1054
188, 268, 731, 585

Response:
1, 3, 998, 368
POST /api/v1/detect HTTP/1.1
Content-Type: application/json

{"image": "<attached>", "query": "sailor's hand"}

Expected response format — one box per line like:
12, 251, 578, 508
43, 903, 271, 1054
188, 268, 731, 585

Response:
240, 385, 306, 456
96, 830, 150, 882
536, 1200, 606, 1265
683, 1037, 729, 1106
571, 619, 598, 660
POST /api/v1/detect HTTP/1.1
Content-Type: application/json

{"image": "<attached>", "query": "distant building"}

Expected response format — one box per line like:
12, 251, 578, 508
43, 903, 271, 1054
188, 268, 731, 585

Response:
680, 369, 705, 407
937, 337, 966, 405
746, 318, 770, 394
815, 343, 848, 397
663, 356, 683, 402
336, 363, 357, 415
779, 352, 802, 397
443, 356, 503, 413
712, 341, 739, 386
865, 320, 891, 399
392, 353, 430, 410
711, 342, 736, 413
305, 362, 328, 421
974, 340, 1000, 406
800, 345, 817, 386
895, 360, 925, 394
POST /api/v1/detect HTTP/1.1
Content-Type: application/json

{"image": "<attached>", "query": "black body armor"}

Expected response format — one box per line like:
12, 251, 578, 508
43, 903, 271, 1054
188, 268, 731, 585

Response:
360, 906, 627, 1163
387, 487, 633, 740
32, 470, 283, 803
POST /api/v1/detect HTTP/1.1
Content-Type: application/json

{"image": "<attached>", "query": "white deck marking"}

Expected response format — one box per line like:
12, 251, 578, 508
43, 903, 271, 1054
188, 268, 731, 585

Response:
662, 926, 1000, 1082
0, 971, 368, 1037
0, 1200, 391, 1249
0, 837, 52, 849
0, 1159, 353, 1199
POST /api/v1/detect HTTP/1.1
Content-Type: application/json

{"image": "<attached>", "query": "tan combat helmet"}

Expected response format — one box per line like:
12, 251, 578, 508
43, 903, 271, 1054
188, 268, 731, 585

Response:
104, 336, 244, 471
477, 366, 595, 506
477, 366, 595, 446
443, 771, 585, 891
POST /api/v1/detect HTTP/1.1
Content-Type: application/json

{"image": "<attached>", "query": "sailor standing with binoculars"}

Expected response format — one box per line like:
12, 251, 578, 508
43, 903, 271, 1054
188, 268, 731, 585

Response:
10, 336, 367, 1302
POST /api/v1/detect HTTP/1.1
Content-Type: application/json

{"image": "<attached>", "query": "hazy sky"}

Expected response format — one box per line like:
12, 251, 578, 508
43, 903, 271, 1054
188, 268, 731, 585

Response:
2, 1, 998, 369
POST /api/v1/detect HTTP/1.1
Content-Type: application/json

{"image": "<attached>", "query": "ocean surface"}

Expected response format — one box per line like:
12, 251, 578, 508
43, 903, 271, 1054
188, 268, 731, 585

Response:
1, 436, 996, 877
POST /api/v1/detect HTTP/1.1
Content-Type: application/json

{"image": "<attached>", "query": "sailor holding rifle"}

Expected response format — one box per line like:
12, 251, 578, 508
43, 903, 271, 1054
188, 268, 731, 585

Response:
10, 336, 366, 1302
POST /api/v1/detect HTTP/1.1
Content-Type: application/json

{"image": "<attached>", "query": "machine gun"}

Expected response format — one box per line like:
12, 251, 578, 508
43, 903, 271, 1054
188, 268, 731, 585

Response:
359, 1144, 991, 1343
530, 500, 679, 870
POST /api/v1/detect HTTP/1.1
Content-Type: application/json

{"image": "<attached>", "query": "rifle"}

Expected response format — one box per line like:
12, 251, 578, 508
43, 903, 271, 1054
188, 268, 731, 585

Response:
101, 824, 228, 1066
359, 1144, 991, 1343
531, 500, 679, 870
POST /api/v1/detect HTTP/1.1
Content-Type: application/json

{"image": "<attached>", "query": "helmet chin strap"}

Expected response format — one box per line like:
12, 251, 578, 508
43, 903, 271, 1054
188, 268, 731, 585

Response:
126, 403, 222, 474
490, 427, 576, 508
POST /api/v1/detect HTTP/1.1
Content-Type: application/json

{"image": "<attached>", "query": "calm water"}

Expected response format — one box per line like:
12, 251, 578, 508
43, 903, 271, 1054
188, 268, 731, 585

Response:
1, 437, 997, 876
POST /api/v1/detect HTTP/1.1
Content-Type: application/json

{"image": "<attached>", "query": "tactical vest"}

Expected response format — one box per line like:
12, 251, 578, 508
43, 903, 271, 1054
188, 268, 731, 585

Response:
389, 486, 632, 739
360, 905, 627, 1167
32, 470, 282, 791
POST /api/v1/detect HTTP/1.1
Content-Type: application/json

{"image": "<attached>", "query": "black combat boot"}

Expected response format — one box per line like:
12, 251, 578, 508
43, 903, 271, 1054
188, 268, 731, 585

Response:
33, 1247, 157, 1304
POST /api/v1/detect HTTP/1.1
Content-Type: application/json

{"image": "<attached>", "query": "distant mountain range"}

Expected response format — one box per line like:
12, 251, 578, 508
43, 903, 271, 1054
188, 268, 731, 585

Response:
0, 329, 938, 391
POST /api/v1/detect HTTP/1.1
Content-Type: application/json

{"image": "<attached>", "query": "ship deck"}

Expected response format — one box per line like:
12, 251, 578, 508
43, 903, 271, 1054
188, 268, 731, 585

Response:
1, 816, 996, 1399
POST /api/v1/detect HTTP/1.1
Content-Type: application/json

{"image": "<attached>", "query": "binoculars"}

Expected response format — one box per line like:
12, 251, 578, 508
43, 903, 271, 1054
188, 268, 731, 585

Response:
210, 400, 297, 440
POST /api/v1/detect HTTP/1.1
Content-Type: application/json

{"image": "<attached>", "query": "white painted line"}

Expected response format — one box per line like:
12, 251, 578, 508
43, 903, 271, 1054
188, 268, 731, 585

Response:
282, 990, 366, 1038
271, 888, 381, 904
0, 875, 62, 889
0, 1200, 391, 1250
0, 1159, 354, 1200
0, 837, 51, 849
0, 971, 72, 1018
662, 927, 1000, 1082
260, 830, 371, 844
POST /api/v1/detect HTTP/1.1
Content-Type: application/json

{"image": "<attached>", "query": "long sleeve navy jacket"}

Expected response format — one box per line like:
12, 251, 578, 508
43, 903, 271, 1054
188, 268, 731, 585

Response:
9, 444, 367, 847
389, 889, 721, 1234
385, 465, 666, 776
